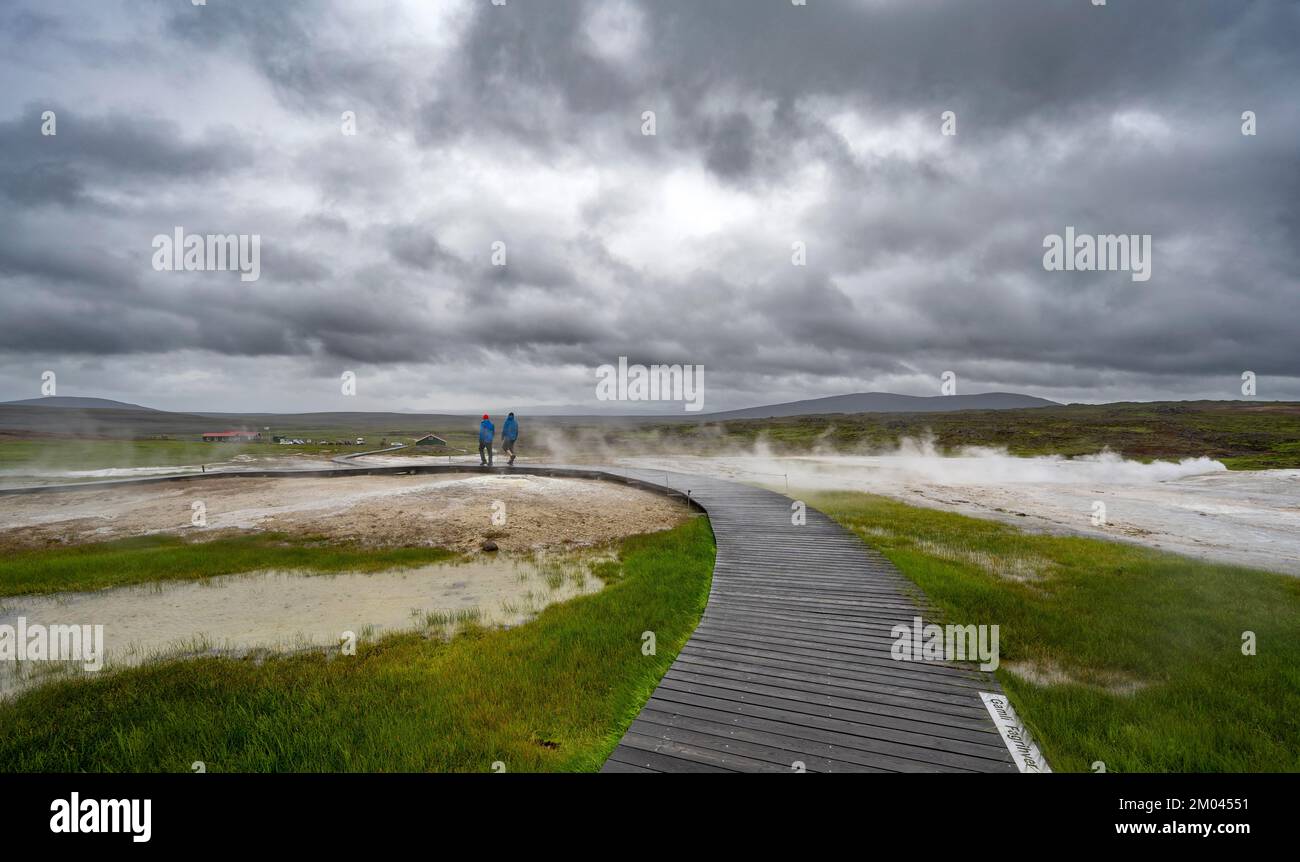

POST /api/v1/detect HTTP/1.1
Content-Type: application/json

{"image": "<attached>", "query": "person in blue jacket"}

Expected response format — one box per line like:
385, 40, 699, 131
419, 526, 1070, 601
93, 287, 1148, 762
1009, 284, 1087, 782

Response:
501, 412, 519, 466
478, 413, 494, 466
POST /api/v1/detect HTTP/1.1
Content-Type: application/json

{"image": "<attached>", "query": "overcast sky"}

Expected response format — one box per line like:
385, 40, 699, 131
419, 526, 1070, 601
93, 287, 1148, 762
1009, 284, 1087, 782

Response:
1, 0, 1297, 414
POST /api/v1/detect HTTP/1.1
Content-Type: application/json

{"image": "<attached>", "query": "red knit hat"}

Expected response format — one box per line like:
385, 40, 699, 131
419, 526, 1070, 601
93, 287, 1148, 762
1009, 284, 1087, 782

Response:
482, 414, 489, 419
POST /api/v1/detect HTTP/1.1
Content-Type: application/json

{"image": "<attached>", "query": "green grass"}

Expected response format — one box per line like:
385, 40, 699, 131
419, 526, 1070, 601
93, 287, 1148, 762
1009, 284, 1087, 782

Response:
0, 533, 459, 597
805, 490, 1300, 772
0, 433, 480, 474
0, 517, 716, 772
0, 438, 343, 472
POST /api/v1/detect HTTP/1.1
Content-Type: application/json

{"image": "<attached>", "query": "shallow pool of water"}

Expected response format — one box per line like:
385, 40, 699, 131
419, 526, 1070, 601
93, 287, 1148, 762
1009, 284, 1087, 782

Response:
0, 551, 607, 698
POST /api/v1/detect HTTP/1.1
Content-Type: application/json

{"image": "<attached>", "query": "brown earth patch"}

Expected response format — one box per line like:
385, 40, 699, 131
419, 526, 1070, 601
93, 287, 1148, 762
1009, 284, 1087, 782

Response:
0, 473, 690, 554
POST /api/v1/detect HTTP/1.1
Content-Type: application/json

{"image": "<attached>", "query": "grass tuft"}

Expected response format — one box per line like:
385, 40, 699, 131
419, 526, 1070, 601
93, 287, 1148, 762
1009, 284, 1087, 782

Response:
0, 532, 458, 597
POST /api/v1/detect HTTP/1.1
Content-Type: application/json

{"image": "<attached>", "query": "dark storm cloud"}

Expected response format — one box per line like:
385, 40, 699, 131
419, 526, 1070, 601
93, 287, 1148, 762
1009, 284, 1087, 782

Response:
1, 0, 1298, 411
385, 225, 456, 272
0, 103, 251, 206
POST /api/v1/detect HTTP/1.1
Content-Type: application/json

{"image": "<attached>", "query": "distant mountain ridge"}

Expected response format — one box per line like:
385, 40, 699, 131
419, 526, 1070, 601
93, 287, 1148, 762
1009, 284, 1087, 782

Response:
0, 391, 1059, 436
2, 396, 158, 411
697, 391, 1059, 421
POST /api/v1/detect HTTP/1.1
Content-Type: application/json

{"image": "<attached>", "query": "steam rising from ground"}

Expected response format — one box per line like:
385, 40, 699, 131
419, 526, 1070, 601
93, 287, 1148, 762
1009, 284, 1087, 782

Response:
741, 436, 1227, 487
611, 437, 1300, 576
349, 432, 1297, 575
9, 428, 1295, 575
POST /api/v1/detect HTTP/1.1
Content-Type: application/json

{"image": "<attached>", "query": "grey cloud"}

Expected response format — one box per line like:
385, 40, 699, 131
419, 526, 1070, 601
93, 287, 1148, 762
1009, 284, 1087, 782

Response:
0, 103, 252, 207
385, 225, 455, 272
1, 0, 1297, 411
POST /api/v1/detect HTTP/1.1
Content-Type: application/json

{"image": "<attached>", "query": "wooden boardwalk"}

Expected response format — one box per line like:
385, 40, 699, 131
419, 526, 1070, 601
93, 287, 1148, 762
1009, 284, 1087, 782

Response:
600, 468, 1018, 773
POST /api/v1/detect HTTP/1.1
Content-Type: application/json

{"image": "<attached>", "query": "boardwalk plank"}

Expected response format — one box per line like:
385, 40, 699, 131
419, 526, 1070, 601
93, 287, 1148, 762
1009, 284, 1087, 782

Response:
601, 468, 1017, 774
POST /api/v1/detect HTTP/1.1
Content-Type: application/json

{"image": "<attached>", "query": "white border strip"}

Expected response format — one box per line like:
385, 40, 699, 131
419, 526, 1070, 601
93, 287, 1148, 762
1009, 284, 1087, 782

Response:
979, 692, 1051, 773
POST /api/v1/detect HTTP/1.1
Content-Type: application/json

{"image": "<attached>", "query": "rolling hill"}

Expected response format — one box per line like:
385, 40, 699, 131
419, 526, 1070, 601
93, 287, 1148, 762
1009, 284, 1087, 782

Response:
1, 396, 158, 411
696, 392, 1059, 421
